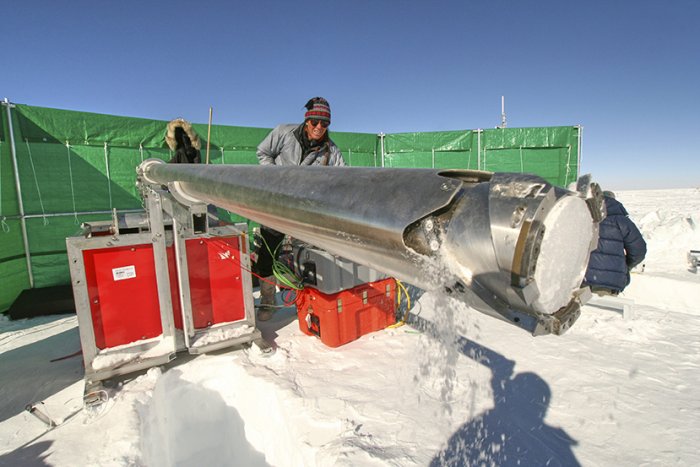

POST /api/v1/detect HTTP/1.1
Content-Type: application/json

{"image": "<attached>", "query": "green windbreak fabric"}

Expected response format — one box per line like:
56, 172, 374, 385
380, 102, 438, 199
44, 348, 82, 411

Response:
329, 132, 379, 167
384, 130, 477, 170
26, 214, 111, 288
0, 219, 29, 312
0, 103, 579, 313
480, 127, 579, 186
16, 105, 168, 148
384, 127, 579, 187
0, 108, 20, 217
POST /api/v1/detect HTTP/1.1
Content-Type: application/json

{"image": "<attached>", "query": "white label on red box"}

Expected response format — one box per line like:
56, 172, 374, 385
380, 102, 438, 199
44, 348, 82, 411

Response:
112, 265, 136, 281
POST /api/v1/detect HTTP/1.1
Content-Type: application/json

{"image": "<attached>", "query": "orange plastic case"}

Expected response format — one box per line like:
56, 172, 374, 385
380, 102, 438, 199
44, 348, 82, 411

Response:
296, 278, 396, 347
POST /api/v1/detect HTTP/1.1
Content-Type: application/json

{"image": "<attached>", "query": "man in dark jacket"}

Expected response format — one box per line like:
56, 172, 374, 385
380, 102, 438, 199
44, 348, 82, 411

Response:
584, 191, 647, 295
165, 118, 221, 225
166, 118, 202, 164
254, 97, 345, 320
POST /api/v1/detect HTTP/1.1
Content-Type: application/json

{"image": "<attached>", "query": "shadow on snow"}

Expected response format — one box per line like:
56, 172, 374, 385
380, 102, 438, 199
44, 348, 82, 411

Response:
410, 313, 580, 467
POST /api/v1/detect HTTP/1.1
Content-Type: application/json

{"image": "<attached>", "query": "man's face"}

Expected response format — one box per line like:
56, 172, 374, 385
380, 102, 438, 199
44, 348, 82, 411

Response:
304, 119, 328, 141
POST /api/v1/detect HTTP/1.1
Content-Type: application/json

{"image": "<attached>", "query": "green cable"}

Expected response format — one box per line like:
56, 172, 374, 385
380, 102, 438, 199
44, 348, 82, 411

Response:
273, 259, 304, 291
259, 232, 304, 291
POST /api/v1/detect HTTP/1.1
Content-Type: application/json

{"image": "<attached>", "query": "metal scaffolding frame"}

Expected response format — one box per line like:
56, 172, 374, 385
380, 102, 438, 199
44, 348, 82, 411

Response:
2, 98, 33, 287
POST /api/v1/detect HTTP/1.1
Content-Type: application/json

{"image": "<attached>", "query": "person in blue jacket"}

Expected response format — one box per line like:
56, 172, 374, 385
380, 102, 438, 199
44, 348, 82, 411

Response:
584, 191, 647, 295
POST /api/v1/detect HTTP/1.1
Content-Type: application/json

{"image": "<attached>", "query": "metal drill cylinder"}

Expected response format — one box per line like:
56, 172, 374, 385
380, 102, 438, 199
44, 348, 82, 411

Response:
137, 160, 598, 335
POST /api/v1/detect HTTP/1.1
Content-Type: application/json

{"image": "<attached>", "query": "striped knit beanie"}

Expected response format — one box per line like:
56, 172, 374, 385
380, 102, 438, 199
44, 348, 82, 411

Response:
304, 97, 331, 124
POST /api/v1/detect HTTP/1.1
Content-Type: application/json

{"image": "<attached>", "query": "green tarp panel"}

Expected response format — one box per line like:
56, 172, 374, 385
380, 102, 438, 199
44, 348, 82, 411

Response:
0, 103, 579, 313
0, 219, 28, 313
383, 127, 579, 187
480, 127, 579, 187
26, 214, 113, 288
383, 130, 477, 170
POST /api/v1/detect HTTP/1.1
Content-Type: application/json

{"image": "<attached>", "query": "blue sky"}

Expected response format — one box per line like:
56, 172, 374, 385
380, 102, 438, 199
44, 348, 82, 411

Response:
4, 0, 699, 189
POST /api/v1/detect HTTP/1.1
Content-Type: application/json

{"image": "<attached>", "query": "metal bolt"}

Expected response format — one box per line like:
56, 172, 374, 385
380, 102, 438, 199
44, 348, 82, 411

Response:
440, 182, 451, 191
511, 206, 526, 228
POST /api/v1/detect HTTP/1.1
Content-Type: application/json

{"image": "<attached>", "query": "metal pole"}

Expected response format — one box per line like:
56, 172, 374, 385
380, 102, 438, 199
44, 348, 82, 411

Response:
2, 209, 144, 220
21, 208, 143, 219
500, 95, 507, 128
3, 98, 34, 287
477, 129, 482, 170
378, 132, 385, 168
576, 125, 583, 180
206, 107, 213, 164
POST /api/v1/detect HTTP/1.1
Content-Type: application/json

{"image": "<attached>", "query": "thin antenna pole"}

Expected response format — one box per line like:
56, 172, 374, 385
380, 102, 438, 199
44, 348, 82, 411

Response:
500, 96, 507, 129
379, 132, 386, 168
206, 107, 213, 164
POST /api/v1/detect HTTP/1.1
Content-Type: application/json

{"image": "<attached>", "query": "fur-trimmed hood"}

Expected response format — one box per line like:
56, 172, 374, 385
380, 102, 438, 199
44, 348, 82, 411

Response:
165, 118, 201, 150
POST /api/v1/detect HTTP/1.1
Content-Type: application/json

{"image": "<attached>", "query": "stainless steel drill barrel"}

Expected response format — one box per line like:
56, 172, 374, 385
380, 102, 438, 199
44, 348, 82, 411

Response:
138, 160, 599, 335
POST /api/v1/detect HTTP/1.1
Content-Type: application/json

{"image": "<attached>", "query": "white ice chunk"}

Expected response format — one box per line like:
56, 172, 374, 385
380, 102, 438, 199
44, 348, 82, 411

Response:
531, 195, 594, 314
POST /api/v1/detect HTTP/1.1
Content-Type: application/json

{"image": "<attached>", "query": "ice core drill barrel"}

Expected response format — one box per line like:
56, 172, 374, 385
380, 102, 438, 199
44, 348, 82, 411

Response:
138, 160, 600, 335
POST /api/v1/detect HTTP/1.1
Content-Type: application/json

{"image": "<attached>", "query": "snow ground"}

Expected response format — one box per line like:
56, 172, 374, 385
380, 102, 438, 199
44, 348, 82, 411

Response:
1, 188, 699, 466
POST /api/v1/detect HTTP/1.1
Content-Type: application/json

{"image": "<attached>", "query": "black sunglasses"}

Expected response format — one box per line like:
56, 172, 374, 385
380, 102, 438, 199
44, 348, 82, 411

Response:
308, 119, 329, 128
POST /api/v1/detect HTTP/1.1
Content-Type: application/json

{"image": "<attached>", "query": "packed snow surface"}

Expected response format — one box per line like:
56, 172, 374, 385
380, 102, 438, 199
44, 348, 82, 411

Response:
91, 336, 175, 371
1, 188, 699, 466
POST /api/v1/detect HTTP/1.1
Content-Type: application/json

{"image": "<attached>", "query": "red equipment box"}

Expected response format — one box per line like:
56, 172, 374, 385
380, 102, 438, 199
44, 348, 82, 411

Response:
82, 243, 180, 349
80, 236, 247, 350
185, 236, 247, 329
296, 278, 396, 347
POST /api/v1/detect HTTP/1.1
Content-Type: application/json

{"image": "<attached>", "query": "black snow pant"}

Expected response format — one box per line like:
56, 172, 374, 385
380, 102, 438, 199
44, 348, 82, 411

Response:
255, 226, 285, 278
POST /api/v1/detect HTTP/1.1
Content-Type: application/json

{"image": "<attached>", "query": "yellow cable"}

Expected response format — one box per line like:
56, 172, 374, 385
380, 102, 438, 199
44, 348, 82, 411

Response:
387, 279, 412, 329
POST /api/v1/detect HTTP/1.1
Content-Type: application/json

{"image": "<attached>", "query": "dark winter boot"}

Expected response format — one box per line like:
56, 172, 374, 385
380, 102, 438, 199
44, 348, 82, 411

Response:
257, 277, 277, 321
